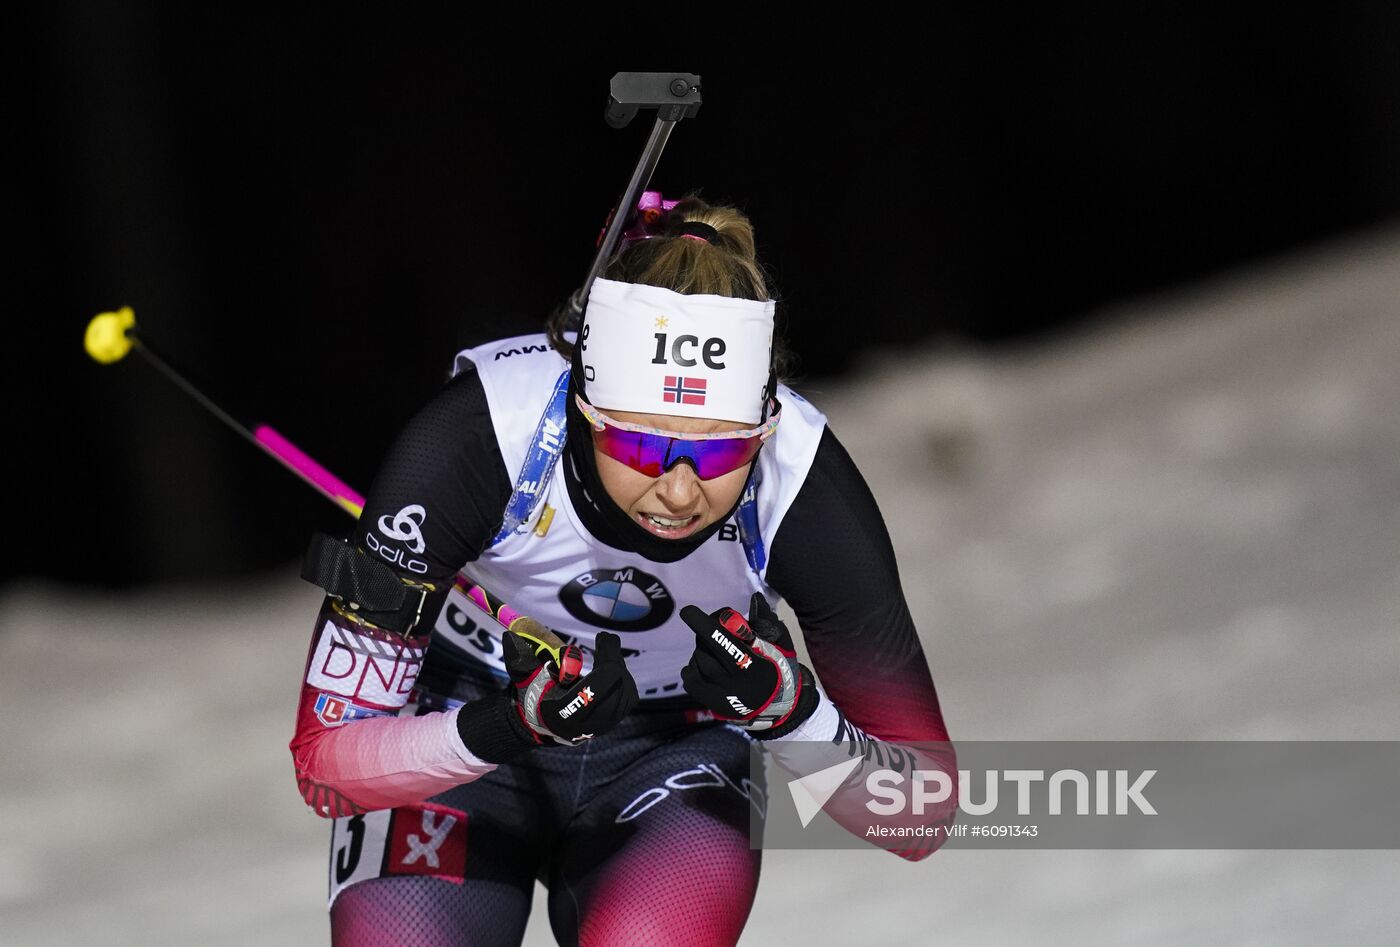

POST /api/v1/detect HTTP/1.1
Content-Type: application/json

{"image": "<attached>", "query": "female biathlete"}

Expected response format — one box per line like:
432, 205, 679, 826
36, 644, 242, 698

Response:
289, 196, 954, 946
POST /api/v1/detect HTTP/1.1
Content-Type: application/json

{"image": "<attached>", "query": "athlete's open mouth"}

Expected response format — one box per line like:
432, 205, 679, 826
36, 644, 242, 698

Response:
636, 511, 702, 539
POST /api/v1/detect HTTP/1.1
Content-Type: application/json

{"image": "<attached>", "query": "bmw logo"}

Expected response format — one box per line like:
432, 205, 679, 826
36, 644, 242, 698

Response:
559, 567, 674, 632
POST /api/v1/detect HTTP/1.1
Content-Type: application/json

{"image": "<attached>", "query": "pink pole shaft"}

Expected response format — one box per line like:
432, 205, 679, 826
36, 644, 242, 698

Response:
254, 425, 366, 515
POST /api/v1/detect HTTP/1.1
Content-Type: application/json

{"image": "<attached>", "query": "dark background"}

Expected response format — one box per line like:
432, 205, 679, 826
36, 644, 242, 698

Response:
12, 4, 1400, 588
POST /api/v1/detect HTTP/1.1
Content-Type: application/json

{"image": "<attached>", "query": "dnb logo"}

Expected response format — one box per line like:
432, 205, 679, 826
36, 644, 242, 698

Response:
559, 567, 674, 632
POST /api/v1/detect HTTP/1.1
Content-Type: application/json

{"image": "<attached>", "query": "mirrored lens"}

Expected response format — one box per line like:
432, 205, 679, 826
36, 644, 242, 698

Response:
590, 426, 762, 480
669, 437, 763, 479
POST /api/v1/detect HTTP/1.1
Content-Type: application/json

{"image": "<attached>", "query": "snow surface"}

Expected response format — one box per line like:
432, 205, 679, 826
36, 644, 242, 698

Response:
3, 226, 1398, 945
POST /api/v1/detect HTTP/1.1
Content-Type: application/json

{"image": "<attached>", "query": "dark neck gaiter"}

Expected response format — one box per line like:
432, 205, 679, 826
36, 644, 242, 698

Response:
562, 378, 743, 563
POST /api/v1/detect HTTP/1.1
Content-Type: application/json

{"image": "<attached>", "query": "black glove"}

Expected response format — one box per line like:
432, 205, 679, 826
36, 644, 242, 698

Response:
679, 592, 818, 739
457, 631, 638, 761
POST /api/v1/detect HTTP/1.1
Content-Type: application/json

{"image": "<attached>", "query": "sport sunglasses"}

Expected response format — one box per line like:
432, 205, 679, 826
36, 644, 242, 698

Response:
575, 394, 781, 480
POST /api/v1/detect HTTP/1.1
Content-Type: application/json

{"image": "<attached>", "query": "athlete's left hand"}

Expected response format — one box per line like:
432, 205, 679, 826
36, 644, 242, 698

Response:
679, 592, 818, 739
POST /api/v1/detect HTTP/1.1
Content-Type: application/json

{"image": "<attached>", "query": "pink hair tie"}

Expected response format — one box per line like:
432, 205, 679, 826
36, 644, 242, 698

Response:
675, 221, 719, 243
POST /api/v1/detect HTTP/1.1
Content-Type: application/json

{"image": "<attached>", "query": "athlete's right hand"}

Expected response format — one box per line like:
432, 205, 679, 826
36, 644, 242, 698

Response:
455, 631, 638, 762
504, 630, 638, 746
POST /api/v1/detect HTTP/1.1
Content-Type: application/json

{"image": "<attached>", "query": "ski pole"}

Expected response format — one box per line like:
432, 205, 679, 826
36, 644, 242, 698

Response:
83, 306, 564, 658
84, 306, 365, 516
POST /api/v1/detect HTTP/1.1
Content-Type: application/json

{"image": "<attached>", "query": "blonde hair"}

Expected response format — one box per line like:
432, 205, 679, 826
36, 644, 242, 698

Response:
547, 194, 783, 369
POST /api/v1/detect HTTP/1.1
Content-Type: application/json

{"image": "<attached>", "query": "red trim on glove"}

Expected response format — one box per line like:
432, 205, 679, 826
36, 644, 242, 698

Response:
718, 608, 756, 642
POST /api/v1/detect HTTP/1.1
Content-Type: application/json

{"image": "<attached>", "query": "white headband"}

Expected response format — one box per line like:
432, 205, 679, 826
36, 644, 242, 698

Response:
578, 278, 775, 425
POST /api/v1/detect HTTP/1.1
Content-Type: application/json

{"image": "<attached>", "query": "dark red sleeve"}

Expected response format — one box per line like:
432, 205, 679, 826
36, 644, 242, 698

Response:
765, 427, 956, 859
288, 598, 499, 818
766, 427, 951, 745
289, 366, 511, 816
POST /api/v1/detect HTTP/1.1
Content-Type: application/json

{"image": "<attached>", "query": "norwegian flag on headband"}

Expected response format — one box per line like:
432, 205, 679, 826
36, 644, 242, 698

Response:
662, 376, 707, 406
